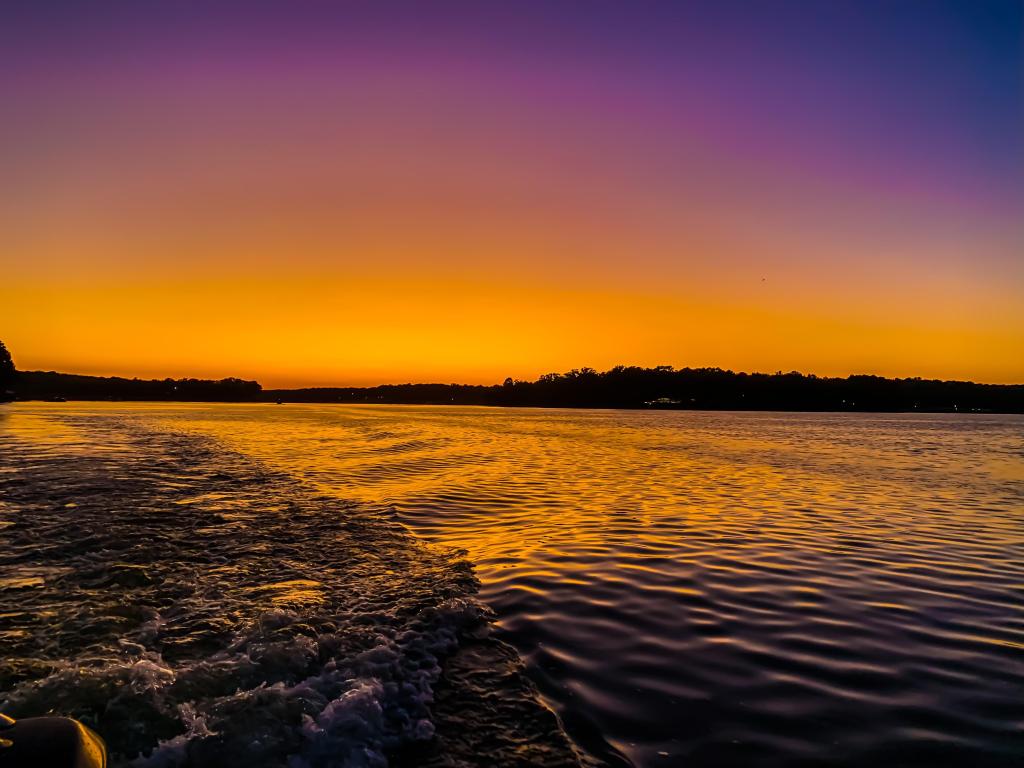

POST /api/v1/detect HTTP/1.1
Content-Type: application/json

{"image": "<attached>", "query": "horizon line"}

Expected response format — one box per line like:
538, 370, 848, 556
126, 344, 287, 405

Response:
16, 363, 1024, 389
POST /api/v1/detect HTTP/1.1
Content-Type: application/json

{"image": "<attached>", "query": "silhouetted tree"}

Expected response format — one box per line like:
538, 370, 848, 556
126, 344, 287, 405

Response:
0, 340, 15, 388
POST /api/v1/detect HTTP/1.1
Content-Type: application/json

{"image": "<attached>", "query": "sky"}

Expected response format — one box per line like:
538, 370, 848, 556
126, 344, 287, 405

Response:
2, 0, 1022, 386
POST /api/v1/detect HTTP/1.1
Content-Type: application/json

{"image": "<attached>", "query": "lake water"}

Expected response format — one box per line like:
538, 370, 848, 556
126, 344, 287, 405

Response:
1, 403, 1022, 767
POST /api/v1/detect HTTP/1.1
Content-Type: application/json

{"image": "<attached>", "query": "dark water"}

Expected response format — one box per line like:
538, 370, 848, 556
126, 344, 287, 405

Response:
0, 407, 577, 767
2, 404, 1023, 767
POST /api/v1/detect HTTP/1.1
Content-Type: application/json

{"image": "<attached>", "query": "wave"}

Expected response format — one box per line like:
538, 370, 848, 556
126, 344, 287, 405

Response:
0, 414, 581, 767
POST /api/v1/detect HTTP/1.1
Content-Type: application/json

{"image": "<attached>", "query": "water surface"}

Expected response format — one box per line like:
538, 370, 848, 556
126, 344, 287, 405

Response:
2, 403, 1022, 767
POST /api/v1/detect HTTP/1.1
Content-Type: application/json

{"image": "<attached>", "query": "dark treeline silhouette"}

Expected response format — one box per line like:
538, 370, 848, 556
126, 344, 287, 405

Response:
0, 341, 16, 400
13, 371, 261, 402
1, 336, 260, 402
265, 366, 1024, 413
1, 339, 1021, 412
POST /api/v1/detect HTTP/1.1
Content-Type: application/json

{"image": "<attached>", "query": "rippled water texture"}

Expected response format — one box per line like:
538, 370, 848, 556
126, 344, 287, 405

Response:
3, 404, 1023, 767
0, 406, 578, 767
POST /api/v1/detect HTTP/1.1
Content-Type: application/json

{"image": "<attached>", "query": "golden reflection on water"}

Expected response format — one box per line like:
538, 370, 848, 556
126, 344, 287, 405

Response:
244, 579, 325, 607
4, 403, 1023, 768
1, 410, 89, 447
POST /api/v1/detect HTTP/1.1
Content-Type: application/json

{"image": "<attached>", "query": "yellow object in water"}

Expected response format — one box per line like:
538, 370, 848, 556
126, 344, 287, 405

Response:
0, 713, 107, 768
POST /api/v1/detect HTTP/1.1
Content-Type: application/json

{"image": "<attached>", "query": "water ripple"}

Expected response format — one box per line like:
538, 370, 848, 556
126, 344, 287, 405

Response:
4, 404, 1022, 767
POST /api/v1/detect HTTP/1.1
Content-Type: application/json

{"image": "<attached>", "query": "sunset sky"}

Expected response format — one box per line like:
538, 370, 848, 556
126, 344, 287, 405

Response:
2, 1, 1022, 387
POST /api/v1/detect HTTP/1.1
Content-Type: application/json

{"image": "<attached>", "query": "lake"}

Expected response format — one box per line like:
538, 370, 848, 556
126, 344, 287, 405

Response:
1, 403, 1022, 767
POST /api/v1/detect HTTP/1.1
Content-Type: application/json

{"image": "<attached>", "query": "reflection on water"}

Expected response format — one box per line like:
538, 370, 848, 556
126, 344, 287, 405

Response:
2, 403, 1023, 767
0, 406, 577, 767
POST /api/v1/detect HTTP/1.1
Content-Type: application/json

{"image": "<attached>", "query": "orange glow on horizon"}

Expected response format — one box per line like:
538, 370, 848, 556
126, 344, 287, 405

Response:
4, 271, 1021, 387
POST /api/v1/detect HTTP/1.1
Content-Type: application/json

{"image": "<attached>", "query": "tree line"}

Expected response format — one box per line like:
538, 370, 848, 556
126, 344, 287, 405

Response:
262, 365, 1024, 413
1, 340, 260, 402
2, 341, 1021, 412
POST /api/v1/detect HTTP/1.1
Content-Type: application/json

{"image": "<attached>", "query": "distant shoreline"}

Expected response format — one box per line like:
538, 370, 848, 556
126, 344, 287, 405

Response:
8, 399, 1020, 416
6, 366, 1024, 414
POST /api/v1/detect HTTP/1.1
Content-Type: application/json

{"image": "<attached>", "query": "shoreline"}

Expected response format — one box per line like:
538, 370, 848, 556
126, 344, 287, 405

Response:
4, 398, 1021, 416
7, 364, 1022, 415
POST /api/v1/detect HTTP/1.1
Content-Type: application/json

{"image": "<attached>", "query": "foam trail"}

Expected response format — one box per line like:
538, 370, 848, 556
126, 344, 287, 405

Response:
0, 412, 582, 767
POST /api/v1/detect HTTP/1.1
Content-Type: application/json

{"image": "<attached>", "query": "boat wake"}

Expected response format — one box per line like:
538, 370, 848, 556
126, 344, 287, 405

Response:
0, 413, 581, 767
